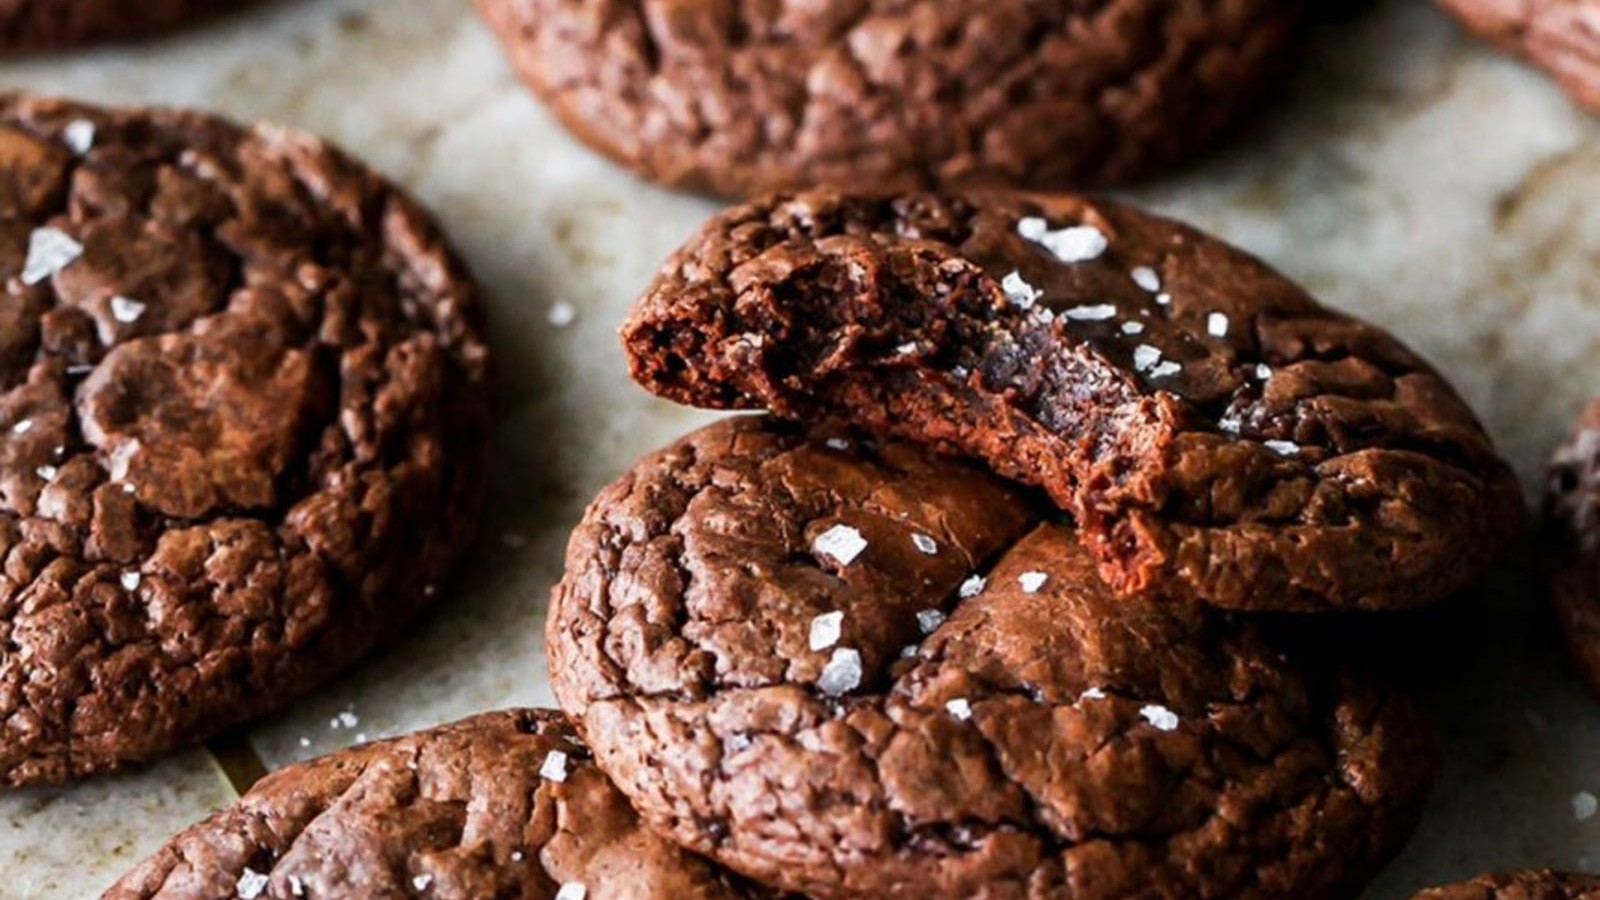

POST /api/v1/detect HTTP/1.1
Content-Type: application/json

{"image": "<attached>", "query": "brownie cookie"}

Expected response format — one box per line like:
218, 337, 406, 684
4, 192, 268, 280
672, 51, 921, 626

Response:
1542, 399, 1600, 696
477, 0, 1306, 197
622, 191, 1524, 614
106, 710, 760, 900
1437, 0, 1600, 113
549, 415, 1431, 900
0, 93, 491, 786
0, 0, 244, 51
1412, 871, 1600, 899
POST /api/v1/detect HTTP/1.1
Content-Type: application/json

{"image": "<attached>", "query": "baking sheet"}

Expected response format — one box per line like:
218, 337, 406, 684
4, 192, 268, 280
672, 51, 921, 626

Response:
2, 0, 1599, 895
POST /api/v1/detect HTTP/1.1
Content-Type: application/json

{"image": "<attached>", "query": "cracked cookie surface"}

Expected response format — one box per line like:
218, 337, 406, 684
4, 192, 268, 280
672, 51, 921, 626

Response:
477, 0, 1305, 197
0, 93, 491, 785
1436, 0, 1600, 113
622, 190, 1524, 613
105, 710, 761, 900
548, 415, 1431, 900
1412, 871, 1600, 900
0, 0, 245, 50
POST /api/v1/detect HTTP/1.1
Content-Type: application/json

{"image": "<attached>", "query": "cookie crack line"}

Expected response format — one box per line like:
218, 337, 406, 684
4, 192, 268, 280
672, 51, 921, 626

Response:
0, 93, 492, 786
549, 415, 1432, 900
620, 189, 1524, 614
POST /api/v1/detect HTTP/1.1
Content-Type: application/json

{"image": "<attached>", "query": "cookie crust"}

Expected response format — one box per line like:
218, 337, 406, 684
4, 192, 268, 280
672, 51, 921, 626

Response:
105, 710, 758, 900
1412, 871, 1600, 900
478, 0, 1306, 197
1436, 0, 1600, 113
622, 190, 1524, 614
549, 415, 1431, 900
0, 94, 491, 785
0, 0, 244, 51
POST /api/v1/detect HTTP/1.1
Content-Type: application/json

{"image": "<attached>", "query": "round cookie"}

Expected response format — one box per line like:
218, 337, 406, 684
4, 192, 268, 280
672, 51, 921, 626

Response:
549, 415, 1432, 900
0, 0, 244, 51
1542, 399, 1600, 696
1436, 0, 1600, 113
622, 190, 1525, 614
105, 710, 761, 900
0, 93, 492, 786
1412, 871, 1600, 899
477, 0, 1307, 197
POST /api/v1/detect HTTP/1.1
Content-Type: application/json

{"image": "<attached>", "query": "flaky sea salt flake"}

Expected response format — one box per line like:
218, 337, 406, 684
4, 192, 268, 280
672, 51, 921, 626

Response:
547, 301, 576, 328
236, 868, 269, 899
1001, 271, 1043, 309
540, 749, 570, 783
1140, 704, 1180, 731
911, 533, 938, 555
1207, 312, 1229, 337
809, 611, 845, 651
1132, 345, 1162, 372
916, 609, 946, 635
63, 119, 96, 155
818, 648, 863, 696
814, 524, 868, 566
1018, 572, 1048, 593
946, 698, 973, 721
1131, 266, 1161, 292
555, 883, 588, 900
1017, 217, 1109, 264
111, 295, 146, 324
1063, 304, 1116, 322
959, 575, 986, 598
1264, 440, 1300, 457
22, 227, 82, 286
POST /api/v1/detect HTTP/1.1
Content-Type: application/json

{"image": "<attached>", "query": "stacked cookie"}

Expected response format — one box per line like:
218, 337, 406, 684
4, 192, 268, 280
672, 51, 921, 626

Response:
536, 191, 1523, 898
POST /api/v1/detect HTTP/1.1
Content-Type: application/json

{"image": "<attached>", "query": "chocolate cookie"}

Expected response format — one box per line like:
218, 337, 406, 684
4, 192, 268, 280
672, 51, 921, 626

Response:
0, 93, 491, 786
1437, 0, 1600, 113
105, 710, 759, 900
477, 0, 1306, 197
1542, 399, 1600, 696
1412, 871, 1600, 900
622, 191, 1524, 614
548, 415, 1431, 900
0, 0, 243, 51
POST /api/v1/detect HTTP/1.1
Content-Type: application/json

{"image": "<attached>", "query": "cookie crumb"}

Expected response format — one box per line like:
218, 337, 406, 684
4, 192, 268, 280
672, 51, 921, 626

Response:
1001, 271, 1042, 309
236, 868, 269, 899
911, 533, 938, 554
1140, 704, 1180, 731
1018, 572, 1048, 593
809, 611, 844, 651
1131, 266, 1161, 292
548, 301, 577, 328
1207, 312, 1229, 337
818, 648, 863, 696
1017, 217, 1109, 264
555, 884, 588, 900
1575, 791, 1598, 822
540, 749, 570, 783
62, 119, 96, 155
21, 227, 83, 286
814, 524, 868, 566
958, 574, 987, 598
916, 609, 946, 635
946, 698, 973, 721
